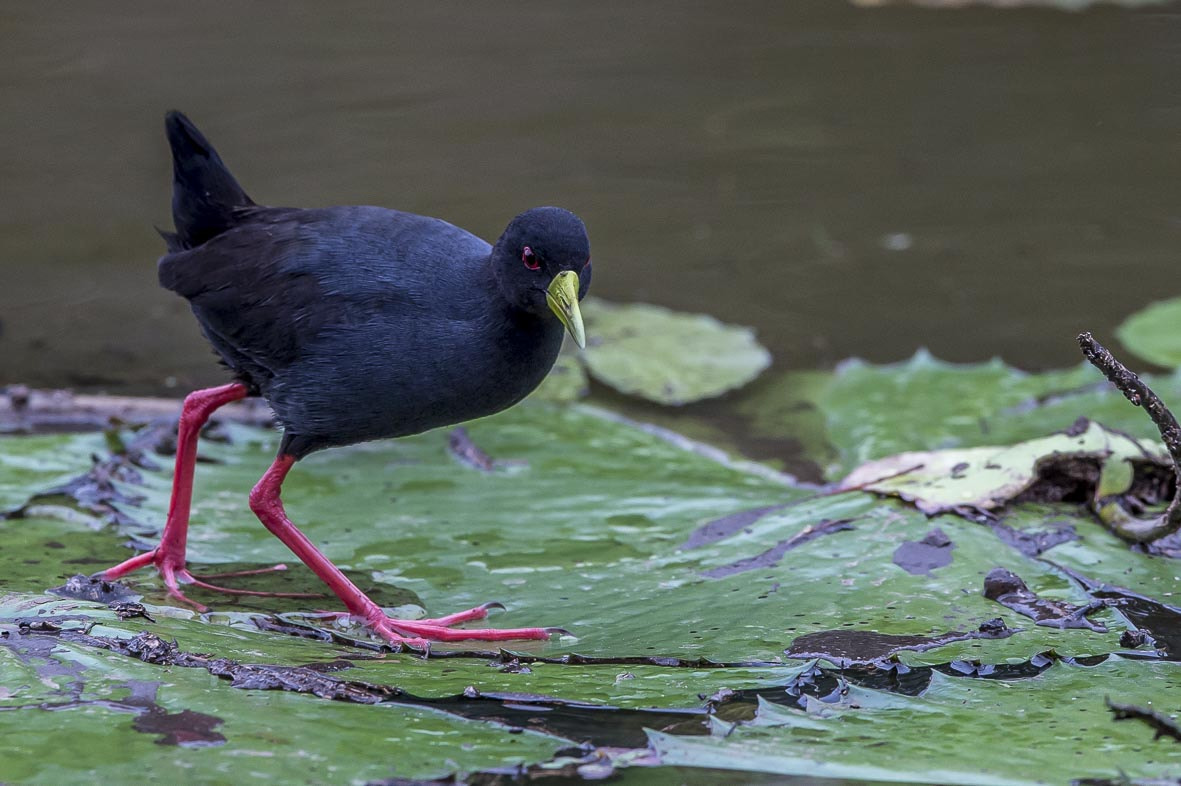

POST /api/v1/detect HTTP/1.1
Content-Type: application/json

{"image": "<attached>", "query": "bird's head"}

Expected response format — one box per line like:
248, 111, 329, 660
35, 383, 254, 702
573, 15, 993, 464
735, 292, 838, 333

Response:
491, 207, 591, 349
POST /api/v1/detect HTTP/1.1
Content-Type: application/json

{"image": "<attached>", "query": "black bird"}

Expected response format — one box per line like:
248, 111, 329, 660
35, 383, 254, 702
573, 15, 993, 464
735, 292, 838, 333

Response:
96, 112, 591, 647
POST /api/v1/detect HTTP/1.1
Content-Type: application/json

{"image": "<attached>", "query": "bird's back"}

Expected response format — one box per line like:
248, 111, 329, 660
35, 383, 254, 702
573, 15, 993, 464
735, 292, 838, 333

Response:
164, 204, 557, 427
158, 113, 566, 457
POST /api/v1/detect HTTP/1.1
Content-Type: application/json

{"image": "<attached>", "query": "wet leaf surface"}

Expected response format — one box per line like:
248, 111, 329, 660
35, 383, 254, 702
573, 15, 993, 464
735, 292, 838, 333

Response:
3, 389, 1181, 782
892, 527, 955, 575
741, 352, 1181, 480
651, 653, 1181, 784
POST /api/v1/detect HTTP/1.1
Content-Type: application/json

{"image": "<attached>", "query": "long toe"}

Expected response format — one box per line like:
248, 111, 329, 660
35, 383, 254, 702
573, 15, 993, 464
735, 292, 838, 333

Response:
416, 602, 505, 627
95, 549, 210, 612
183, 572, 322, 600
156, 564, 211, 613
369, 621, 433, 652
383, 618, 555, 642
98, 549, 318, 609
196, 564, 292, 579
95, 548, 164, 581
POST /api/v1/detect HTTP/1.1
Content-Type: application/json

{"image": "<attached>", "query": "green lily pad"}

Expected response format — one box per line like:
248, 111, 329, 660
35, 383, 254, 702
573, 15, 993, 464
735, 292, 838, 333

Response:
650, 656, 1181, 784
0, 595, 571, 783
0, 431, 100, 511
741, 350, 1181, 480
5, 391, 1181, 782
581, 298, 771, 405
1117, 297, 1181, 369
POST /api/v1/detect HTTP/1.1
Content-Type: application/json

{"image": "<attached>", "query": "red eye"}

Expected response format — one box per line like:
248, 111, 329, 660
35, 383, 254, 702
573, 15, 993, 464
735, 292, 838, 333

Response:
522, 246, 540, 270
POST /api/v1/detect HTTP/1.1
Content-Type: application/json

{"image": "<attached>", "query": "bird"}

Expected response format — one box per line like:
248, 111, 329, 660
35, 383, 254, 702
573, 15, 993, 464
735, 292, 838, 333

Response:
95, 111, 591, 649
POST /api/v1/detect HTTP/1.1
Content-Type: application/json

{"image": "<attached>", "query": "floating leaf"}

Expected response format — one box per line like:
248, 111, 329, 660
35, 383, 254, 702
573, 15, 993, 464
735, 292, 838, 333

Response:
0, 595, 571, 783
742, 351, 1181, 480
581, 298, 771, 405
650, 657, 1181, 784
5, 390, 1181, 781
1117, 297, 1181, 369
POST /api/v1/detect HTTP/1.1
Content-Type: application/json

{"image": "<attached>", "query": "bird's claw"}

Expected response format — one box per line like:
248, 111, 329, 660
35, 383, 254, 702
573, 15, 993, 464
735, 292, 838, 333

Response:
94, 548, 319, 612
92, 548, 209, 611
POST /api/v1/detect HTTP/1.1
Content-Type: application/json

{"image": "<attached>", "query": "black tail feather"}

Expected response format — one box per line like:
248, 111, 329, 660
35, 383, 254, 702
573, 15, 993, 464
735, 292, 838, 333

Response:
165, 110, 254, 248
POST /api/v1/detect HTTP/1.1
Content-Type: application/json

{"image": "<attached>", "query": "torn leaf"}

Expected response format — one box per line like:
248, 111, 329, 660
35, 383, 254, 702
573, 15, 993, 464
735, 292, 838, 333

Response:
838, 419, 1165, 516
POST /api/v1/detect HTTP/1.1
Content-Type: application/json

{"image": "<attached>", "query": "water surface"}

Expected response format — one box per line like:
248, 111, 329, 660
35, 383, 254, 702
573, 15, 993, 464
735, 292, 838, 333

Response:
2, 2, 1179, 398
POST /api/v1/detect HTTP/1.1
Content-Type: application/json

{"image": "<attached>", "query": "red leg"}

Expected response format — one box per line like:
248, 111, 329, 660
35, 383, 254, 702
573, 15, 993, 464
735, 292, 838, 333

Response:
95, 383, 317, 610
249, 454, 558, 648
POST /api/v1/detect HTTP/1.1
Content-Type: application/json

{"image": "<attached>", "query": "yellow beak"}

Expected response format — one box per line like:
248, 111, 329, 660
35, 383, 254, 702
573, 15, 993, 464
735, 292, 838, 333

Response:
546, 270, 586, 350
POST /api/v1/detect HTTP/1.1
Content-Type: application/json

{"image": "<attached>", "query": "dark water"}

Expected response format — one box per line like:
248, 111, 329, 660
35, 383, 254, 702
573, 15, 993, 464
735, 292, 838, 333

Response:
2, 2, 1180, 395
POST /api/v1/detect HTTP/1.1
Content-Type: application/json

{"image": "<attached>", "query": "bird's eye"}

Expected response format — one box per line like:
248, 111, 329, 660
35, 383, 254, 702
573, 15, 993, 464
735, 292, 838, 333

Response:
522, 246, 540, 270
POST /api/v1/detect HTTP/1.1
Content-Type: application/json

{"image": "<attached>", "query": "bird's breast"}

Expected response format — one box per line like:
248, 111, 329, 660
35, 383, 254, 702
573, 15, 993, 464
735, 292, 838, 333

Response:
264, 306, 564, 452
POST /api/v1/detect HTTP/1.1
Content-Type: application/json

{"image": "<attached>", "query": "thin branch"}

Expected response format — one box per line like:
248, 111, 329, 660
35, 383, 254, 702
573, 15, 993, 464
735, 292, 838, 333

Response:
1077, 332, 1181, 542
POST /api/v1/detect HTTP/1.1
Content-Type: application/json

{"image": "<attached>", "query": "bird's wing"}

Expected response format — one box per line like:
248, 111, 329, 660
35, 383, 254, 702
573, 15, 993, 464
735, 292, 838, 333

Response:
158, 205, 492, 383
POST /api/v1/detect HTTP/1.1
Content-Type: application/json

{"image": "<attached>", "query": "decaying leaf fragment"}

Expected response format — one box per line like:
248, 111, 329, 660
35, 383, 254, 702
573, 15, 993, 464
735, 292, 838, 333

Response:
838, 419, 1165, 516
1077, 332, 1181, 542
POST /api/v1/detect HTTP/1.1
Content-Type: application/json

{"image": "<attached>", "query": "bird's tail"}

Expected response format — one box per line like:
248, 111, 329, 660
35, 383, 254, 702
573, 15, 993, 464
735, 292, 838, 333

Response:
163, 110, 255, 249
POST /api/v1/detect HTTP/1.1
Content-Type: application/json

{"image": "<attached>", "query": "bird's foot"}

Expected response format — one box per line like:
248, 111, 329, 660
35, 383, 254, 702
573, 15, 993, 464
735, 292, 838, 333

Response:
325, 602, 566, 650
95, 550, 320, 613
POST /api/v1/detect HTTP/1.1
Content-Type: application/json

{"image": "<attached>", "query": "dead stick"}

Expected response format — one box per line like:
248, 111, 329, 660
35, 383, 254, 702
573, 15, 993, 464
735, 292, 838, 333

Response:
1077, 332, 1181, 542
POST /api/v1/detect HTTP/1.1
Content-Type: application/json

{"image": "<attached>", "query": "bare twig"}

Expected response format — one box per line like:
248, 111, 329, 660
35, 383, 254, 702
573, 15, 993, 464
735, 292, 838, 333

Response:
1077, 332, 1181, 542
